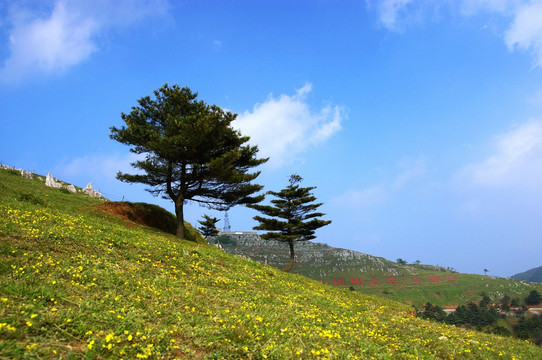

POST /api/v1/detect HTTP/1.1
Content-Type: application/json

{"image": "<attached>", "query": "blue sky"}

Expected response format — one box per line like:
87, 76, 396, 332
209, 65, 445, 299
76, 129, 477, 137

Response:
2, 0, 542, 277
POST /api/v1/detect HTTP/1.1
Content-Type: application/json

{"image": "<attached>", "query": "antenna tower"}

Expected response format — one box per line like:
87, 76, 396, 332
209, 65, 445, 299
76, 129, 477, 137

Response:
223, 211, 231, 232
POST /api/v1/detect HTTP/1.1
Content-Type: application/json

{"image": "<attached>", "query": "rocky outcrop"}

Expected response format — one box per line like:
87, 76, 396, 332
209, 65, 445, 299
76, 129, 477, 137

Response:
2, 164, 34, 181
45, 173, 62, 188
1, 164, 106, 200
21, 170, 33, 179
82, 182, 103, 199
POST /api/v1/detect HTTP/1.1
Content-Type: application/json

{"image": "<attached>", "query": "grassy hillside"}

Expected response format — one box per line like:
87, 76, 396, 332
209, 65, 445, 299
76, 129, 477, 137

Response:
1, 168, 542, 359
212, 234, 542, 309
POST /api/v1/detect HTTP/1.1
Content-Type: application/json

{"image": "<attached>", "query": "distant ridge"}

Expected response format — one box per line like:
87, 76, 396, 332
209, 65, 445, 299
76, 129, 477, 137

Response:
209, 232, 416, 279
210, 232, 542, 308
511, 265, 542, 283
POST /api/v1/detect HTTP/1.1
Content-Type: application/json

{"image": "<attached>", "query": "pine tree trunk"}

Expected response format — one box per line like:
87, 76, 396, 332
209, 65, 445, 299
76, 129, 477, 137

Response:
283, 240, 295, 272
175, 196, 185, 239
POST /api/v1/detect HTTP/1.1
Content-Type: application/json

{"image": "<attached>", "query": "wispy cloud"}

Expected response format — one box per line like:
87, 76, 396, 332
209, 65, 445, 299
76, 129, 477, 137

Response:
234, 83, 344, 168
0, 0, 169, 83
393, 156, 427, 190
371, 0, 542, 67
330, 185, 387, 209
54, 152, 141, 185
454, 120, 542, 189
504, 1, 542, 67
459, 0, 510, 15
331, 156, 427, 209
376, 0, 417, 31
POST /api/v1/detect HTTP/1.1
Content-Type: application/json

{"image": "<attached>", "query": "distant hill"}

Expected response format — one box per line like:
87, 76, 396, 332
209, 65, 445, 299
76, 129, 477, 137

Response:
512, 265, 542, 283
211, 232, 542, 308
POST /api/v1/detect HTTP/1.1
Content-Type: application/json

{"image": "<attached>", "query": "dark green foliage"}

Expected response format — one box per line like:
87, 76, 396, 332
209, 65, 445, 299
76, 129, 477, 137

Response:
249, 174, 331, 272
490, 326, 512, 337
198, 214, 220, 238
396, 258, 407, 265
514, 315, 542, 345
446, 302, 498, 327
110, 83, 267, 239
419, 296, 499, 329
501, 295, 511, 312
128, 202, 177, 235
480, 293, 491, 308
16, 192, 46, 206
416, 293, 542, 344
183, 221, 208, 244
418, 302, 447, 322
525, 290, 541, 306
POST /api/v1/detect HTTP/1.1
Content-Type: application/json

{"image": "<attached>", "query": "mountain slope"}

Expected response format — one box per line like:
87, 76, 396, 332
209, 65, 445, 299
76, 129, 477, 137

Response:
512, 266, 542, 283
1, 168, 541, 359
211, 233, 542, 309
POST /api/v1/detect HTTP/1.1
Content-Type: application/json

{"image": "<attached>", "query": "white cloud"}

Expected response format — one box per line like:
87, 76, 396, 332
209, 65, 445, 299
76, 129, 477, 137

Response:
0, 0, 169, 83
377, 0, 416, 31
455, 120, 542, 189
372, 0, 542, 67
234, 83, 344, 168
330, 185, 387, 209
505, 1, 542, 67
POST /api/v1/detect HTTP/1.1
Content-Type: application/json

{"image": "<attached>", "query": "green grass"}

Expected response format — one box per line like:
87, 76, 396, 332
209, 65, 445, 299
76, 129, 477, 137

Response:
1, 168, 542, 359
215, 234, 542, 309
343, 271, 542, 309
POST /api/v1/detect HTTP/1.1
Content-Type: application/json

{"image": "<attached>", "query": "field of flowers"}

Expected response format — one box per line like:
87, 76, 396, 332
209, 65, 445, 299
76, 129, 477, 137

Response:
1, 169, 542, 359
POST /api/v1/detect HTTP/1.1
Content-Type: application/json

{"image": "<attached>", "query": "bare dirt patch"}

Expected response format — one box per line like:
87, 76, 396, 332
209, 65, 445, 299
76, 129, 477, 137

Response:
99, 202, 176, 235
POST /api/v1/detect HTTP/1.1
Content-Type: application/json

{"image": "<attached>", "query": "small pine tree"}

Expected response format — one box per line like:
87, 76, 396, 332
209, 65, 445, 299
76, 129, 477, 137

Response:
501, 295, 511, 312
249, 174, 331, 272
480, 293, 491, 308
198, 214, 220, 238
525, 290, 541, 306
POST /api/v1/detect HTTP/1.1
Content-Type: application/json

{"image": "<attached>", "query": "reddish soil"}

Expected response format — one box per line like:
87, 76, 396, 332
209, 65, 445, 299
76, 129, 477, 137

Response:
99, 202, 176, 235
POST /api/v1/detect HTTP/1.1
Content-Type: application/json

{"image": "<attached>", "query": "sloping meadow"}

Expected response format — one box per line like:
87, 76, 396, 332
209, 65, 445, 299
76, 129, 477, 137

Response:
1, 169, 541, 359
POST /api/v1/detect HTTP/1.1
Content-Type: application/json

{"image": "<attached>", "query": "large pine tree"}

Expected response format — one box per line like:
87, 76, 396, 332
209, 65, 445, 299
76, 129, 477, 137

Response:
110, 83, 268, 239
249, 174, 331, 272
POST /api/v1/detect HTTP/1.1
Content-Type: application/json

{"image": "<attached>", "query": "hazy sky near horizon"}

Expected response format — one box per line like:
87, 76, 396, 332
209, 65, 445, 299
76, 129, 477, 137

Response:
2, 0, 542, 277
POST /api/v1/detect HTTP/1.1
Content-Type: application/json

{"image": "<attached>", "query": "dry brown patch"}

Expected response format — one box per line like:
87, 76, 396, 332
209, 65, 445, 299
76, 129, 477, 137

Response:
99, 202, 176, 235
